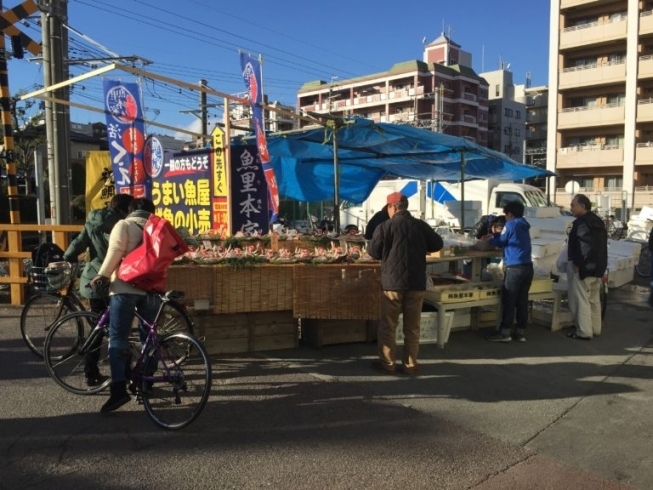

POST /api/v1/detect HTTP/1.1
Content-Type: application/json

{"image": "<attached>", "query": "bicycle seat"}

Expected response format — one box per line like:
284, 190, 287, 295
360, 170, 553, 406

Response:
165, 290, 185, 301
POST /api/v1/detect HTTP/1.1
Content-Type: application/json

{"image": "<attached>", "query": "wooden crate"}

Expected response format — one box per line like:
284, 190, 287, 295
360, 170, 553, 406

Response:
301, 319, 373, 347
293, 264, 381, 320
425, 288, 480, 303
201, 310, 298, 354
213, 265, 294, 314
478, 287, 502, 300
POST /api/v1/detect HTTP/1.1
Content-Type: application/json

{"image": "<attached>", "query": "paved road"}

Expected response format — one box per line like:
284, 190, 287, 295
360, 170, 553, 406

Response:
0, 285, 652, 490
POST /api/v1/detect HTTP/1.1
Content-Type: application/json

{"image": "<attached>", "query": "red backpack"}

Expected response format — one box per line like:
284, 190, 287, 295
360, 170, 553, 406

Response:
117, 214, 188, 292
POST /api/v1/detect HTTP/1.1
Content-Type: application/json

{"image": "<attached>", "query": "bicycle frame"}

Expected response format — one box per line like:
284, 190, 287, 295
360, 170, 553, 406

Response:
77, 295, 181, 388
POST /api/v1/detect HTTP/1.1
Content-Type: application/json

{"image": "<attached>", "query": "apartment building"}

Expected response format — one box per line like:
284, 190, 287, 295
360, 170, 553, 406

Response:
481, 69, 527, 163
548, 0, 653, 212
516, 85, 549, 169
297, 35, 489, 144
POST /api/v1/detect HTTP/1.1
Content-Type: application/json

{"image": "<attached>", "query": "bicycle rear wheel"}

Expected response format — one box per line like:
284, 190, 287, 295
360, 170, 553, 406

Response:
43, 311, 111, 395
141, 333, 211, 430
635, 248, 651, 278
20, 293, 76, 358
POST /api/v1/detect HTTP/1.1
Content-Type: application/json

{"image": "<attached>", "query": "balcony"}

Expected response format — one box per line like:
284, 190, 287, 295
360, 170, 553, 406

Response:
463, 92, 477, 102
559, 60, 626, 89
558, 104, 625, 129
636, 142, 653, 165
527, 112, 547, 124
388, 112, 414, 123
526, 129, 547, 140
639, 55, 653, 80
641, 10, 653, 36
560, 18, 627, 50
637, 98, 653, 122
560, 0, 601, 8
557, 145, 624, 168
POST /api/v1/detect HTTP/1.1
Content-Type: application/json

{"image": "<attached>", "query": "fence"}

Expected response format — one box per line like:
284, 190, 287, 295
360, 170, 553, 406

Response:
0, 224, 83, 305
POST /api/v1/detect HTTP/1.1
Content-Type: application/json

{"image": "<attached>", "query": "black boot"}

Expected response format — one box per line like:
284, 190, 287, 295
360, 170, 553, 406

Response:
100, 381, 131, 413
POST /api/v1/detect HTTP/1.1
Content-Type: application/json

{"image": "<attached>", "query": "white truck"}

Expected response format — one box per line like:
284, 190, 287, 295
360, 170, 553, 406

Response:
339, 178, 558, 231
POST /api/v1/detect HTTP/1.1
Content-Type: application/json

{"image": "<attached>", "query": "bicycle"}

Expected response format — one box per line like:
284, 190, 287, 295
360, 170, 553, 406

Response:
20, 261, 196, 358
20, 261, 86, 358
43, 289, 211, 430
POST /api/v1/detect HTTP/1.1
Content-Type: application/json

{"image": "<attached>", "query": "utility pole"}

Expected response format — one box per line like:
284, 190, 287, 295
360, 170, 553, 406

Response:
0, 0, 19, 225
48, 0, 71, 224
199, 79, 207, 146
40, 1, 56, 224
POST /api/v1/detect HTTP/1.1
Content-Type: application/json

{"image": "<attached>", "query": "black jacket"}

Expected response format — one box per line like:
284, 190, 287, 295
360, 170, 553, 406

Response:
568, 211, 608, 279
368, 210, 443, 290
364, 207, 390, 240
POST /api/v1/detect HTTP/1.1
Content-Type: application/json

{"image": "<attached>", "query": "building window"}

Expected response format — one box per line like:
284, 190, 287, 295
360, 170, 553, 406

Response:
495, 84, 500, 97
579, 177, 594, 190
606, 176, 623, 188
504, 108, 513, 117
514, 128, 521, 137
504, 144, 512, 153
504, 126, 512, 135
516, 110, 521, 119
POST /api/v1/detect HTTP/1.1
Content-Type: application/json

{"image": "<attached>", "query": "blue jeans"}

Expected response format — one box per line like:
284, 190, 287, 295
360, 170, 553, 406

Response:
499, 264, 534, 334
108, 293, 160, 383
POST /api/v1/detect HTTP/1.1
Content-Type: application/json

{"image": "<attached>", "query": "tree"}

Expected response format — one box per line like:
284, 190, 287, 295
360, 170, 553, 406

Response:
3, 90, 46, 194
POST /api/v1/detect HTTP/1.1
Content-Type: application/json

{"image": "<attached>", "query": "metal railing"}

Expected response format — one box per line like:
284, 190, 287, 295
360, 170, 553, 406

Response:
0, 224, 82, 305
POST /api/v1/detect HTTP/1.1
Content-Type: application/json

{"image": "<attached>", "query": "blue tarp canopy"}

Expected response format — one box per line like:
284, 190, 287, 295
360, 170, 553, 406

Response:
264, 117, 554, 203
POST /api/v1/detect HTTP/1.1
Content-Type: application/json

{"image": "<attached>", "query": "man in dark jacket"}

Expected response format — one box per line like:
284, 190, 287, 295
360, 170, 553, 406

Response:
368, 192, 443, 375
566, 194, 607, 340
64, 193, 133, 385
484, 201, 533, 342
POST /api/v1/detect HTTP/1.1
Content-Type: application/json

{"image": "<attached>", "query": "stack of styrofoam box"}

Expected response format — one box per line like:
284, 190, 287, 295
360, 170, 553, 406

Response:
524, 207, 562, 219
626, 207, 653, 243
525, 216, 573, 276
444, 200, 483, 228
606, 239, 641, 288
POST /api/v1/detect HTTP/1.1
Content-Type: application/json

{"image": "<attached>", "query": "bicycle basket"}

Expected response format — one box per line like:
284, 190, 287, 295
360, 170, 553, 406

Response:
44, 262, 72, 291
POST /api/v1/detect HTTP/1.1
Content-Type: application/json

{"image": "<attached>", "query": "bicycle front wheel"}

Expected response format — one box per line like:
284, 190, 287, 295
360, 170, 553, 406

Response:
20, 293, 77, 358
635, 248, 651, 278
141, 333, 211, 430
44, 311, 111, 395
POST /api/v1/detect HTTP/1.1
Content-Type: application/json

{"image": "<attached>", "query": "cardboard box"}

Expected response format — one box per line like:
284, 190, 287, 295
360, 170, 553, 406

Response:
428, 247, 454, 258
396, 312, 454, 345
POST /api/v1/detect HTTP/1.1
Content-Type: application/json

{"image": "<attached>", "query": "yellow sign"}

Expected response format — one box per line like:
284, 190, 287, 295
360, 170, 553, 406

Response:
85, 151, 114, 211
212, 126, 227, 197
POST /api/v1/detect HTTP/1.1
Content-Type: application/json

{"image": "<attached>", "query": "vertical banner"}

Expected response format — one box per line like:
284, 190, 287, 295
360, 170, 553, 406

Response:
102, 80, 149, 197
239, 53, 279, 222
230, 145, 269, 234
211, 126, 229, 236
85, 151, 114, 211
151, 149, 213, 235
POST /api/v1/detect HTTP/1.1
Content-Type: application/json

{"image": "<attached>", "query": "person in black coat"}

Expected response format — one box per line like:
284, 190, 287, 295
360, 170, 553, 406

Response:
367, 192, 443, 375
566, 194, 608, 340
364, 205, 390, 240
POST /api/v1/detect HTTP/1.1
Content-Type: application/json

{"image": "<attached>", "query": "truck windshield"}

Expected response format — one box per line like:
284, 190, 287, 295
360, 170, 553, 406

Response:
525, 190, 549, 207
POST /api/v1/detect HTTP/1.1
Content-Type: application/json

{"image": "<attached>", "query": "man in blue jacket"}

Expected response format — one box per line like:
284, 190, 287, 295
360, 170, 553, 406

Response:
483, 201, 534, 342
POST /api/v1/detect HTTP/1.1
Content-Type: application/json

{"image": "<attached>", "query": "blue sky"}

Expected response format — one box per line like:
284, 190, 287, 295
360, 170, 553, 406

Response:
9, 0, 551, 138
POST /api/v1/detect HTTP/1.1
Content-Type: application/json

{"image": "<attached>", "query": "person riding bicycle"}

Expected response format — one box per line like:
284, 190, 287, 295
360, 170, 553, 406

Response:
90, 198, 161, 413
63, 193, 134, 387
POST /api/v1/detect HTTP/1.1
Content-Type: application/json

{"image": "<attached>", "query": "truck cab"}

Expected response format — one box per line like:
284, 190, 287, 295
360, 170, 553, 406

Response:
488, 183, 552, 216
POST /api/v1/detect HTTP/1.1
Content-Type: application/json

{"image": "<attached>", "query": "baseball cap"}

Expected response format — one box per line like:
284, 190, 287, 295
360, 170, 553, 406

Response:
386, 192, 406, 205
